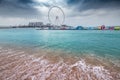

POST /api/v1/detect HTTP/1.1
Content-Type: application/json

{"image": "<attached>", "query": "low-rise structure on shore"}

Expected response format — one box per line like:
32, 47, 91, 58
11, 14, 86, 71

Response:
5, 22, 120, 30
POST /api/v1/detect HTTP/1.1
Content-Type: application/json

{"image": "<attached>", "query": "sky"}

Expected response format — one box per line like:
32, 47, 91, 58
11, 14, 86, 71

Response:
0, 0, 120, 27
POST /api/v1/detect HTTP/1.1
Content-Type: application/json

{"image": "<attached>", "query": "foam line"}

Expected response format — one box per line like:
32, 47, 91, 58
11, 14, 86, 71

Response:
0, 48, 120, 80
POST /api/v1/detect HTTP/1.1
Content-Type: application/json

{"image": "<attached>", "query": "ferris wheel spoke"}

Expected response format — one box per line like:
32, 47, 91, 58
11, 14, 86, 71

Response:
48, 6, 65, 26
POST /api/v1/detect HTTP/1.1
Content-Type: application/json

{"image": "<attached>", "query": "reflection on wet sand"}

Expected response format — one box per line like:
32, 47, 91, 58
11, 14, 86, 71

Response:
0, 47, 120, 80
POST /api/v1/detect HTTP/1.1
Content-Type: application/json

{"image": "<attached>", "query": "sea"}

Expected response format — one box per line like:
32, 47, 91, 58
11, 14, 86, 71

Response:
0, 28, 120, 80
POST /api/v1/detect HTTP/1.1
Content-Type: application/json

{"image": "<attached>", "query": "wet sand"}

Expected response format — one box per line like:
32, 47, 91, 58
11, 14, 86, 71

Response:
0, 47, 120, 80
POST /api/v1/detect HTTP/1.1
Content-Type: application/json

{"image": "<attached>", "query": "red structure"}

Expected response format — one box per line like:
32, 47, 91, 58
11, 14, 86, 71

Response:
101, 25, 105, 30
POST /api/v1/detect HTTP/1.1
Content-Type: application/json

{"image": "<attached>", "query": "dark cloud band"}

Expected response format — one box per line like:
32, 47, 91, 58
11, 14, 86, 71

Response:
0, 0, 39, 18
66, 0, 120, 11
0, 0, 120, 18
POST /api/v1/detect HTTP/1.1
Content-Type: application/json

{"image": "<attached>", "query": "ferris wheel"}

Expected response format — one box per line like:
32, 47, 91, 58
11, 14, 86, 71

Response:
48, 6, 65, 26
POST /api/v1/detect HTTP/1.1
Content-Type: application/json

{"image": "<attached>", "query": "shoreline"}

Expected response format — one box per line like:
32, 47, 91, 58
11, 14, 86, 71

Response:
0, 27, 120, 31
0, 46, 120, 80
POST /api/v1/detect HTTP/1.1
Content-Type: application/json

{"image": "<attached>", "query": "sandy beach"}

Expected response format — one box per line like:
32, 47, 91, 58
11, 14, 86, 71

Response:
0, 47, 120, 80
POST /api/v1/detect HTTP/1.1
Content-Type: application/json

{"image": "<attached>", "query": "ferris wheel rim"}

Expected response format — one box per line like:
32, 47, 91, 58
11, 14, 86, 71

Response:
48, 6, 65, 25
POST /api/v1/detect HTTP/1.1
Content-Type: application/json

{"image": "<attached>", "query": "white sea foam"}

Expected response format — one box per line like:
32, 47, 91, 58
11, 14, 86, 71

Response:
0, 48, 119, 80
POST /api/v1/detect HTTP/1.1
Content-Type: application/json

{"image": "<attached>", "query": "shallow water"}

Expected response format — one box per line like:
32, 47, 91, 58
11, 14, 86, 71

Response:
0, 47, 120, 80
0, 29, 120, 57
0, 29, 120, 80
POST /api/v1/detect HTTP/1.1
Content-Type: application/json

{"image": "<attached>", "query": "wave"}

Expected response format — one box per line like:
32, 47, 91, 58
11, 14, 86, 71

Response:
0, 48, 120, 80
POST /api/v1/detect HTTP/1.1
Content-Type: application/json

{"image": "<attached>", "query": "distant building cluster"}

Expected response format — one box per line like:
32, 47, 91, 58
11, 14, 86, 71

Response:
29, 22, 43, 27
76, 25, 120, 30
12, 22, 120, 30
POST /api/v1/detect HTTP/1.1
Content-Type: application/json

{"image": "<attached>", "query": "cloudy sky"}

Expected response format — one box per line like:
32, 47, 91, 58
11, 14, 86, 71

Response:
0, 0, 120, 27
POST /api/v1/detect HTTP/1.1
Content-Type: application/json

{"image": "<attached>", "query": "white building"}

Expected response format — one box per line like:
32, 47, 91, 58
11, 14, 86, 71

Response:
29, 22, 43, 27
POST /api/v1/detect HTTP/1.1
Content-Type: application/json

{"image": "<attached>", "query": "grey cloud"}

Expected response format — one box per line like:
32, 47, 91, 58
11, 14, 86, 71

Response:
0, 0, 40, 18
66, 0, 120, 11
64, 0, 120, 17
0, 0, 120, 22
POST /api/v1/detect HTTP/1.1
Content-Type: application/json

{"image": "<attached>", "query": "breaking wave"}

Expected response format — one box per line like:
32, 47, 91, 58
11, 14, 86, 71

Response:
0, 47, 120, 80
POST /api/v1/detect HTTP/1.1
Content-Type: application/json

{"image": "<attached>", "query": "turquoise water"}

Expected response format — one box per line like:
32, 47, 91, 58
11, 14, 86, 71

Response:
0, 28, 120, 80
0, 28, 120, 58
